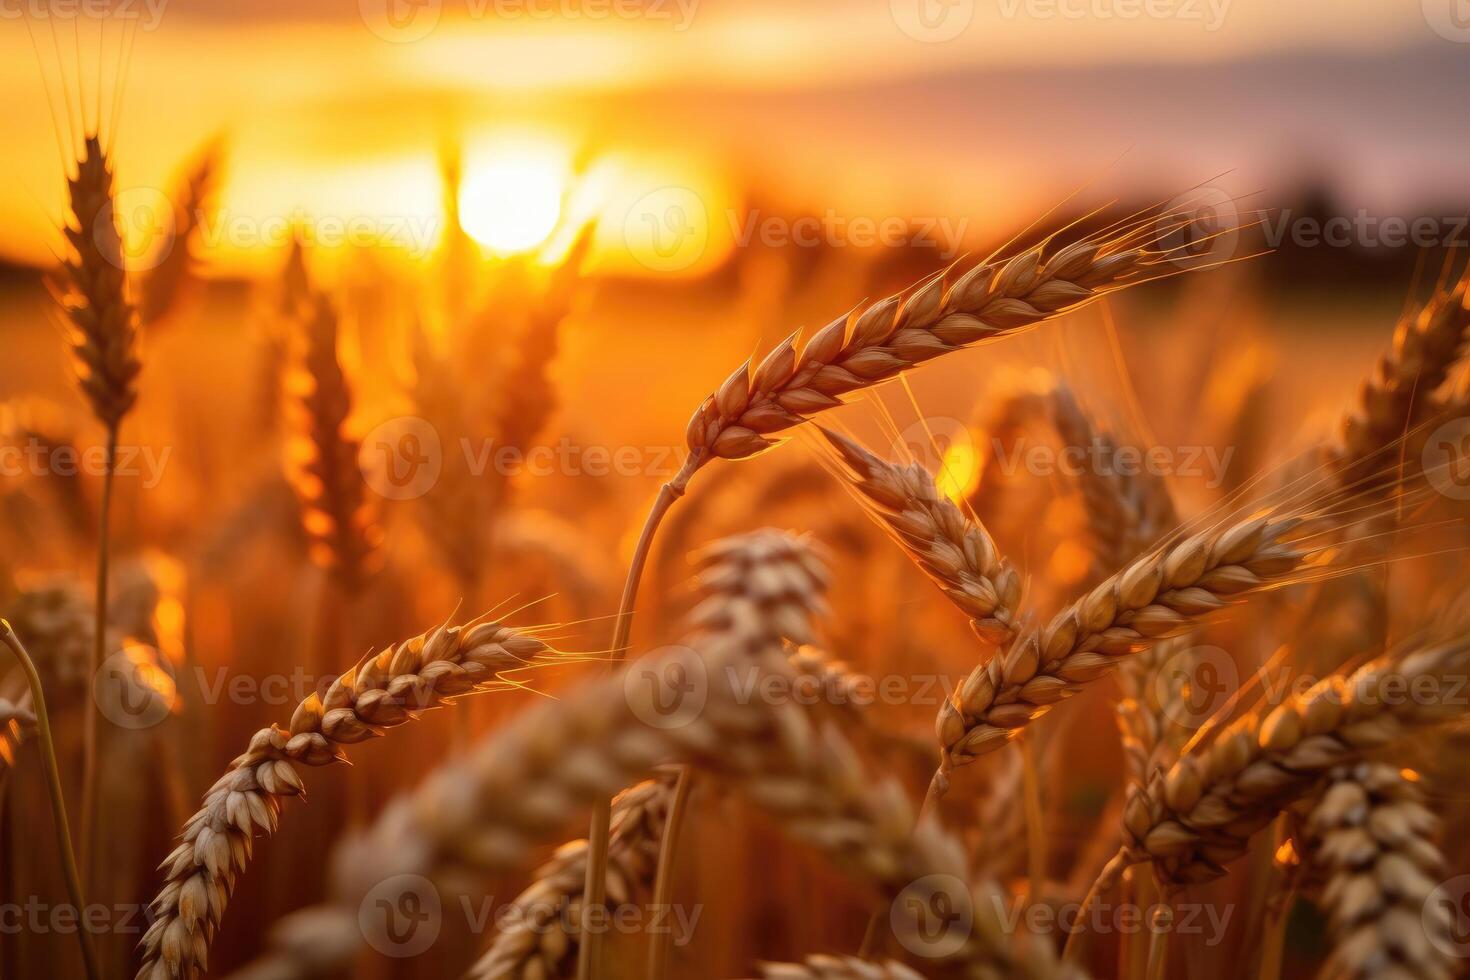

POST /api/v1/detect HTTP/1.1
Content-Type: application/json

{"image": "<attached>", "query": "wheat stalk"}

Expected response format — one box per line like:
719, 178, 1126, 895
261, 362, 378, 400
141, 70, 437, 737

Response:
283, 290, 382, 592
821, 428, 1022, 644
1117, 632, 1470, 886
135, 618, 553, 980
224, 530, 1065, 980
1300, 762, 1451, 980
139, 141, 220, 327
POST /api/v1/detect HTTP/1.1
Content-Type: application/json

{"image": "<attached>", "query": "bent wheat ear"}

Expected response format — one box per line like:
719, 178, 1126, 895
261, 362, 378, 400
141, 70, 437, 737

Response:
59, 135, 140, 430
136, 619, 551, 980
821, 428, 1021, 644
1302, 763, 1451, 980
935, 509, 1315, 781
1119, 633, 1470, 885
225, 532, 1059, 980
685, 227, 1176, 473
758, 956, 928, 979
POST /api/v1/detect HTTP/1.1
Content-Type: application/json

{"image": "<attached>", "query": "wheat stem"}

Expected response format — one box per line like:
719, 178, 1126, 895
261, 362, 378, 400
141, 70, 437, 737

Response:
1022, 734, 1046, 903
644, 764, 693, 980
576, 457, 695, 980
0, 620, 99, 980
80, 425, 115, 888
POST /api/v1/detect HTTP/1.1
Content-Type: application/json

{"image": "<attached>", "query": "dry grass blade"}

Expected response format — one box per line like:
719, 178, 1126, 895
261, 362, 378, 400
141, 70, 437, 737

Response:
1118, 632, 1470, 885
283, 291, 382, 591
223, 531, 1063, 980
821, 428, 1021, 644
135, 618, 553, 980
1300, 763, 1451, 980
57, 134, 140, 431
685, 224, 1181, 472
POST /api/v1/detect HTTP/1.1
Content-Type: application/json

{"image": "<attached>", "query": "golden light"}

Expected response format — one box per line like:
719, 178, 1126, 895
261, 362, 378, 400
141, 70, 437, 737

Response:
459, 147, 567, 255
936, 442, 981, 503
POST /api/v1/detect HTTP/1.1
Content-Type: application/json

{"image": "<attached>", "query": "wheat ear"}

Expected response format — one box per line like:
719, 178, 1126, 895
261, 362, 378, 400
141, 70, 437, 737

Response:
283, 290, 381, 591
470, 529, 828, 980
758, 957, 929, 979
820, 428, 1022, 644
1300, 763, 1451, 980
224, 531, 1063, 980
580, 217, 1187, 979
139, 141, 219, 327
58, 132, 142, 892
933, 502, 1326, 792
135, 619, 552, 980
1118, 632, 1470, 886
1331, 266, 1470, 488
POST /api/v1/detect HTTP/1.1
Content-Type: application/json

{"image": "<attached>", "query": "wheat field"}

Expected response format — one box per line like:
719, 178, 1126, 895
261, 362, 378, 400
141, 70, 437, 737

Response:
1, 6, 1469, 980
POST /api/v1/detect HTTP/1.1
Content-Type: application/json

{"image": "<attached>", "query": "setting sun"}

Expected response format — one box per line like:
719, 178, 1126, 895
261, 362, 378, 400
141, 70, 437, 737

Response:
458, 147, 567, 255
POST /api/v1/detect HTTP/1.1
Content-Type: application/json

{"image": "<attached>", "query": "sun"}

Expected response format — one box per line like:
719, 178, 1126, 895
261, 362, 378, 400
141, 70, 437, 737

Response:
458, 150, 566, 255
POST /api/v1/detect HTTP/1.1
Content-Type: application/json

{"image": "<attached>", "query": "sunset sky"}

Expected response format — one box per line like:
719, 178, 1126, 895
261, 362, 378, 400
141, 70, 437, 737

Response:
1, 0, 1465, 274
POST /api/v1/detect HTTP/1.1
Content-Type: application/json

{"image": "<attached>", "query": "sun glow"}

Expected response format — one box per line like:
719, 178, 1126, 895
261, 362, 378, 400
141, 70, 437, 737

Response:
459, 145, 568, 255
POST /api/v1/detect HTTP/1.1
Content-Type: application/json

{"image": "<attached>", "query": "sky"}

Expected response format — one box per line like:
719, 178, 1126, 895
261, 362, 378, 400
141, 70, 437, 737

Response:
0, 0, 1465, 272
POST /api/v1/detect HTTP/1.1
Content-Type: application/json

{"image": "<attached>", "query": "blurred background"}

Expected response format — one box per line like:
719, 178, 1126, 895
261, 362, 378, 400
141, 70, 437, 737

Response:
2, 1, 1469, 978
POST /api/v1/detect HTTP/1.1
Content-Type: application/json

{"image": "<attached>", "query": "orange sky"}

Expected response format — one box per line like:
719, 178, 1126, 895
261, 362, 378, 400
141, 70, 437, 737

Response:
0, 1, 1462, 274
